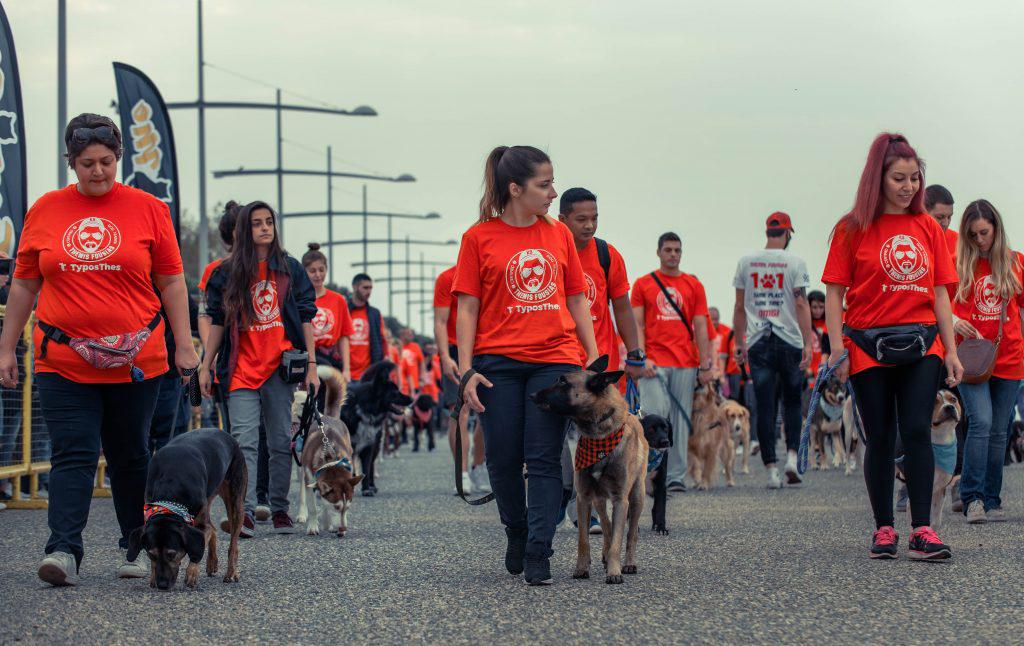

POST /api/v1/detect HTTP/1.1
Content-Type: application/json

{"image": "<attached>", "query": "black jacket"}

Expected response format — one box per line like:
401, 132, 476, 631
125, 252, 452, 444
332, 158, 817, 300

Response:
205, 253, 316, 387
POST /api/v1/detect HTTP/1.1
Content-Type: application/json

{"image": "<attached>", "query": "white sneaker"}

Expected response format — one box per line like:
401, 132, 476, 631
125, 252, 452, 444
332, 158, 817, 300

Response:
784, 452, 802, 485
469, 465, 491, 494
117, 549, 148, 579
750, 441, 760, 455
38, 551, 78, 587
254, 505, 271, 522
766, 467, 782, 489
454, 472, 473, 495
735, 445, 744, 456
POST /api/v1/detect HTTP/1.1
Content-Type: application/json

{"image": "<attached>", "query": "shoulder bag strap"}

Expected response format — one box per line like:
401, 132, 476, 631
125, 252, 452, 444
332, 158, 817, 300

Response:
996, 299, 1007, 346
648, 271, 693, 338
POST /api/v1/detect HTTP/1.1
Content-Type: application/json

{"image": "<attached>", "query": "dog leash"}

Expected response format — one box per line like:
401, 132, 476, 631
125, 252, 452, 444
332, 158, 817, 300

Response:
451, 369, 495, 505
654, 372, 694, 433
797, 350, 848, 475
844, 380, 867, 445
625, 373, 642, 416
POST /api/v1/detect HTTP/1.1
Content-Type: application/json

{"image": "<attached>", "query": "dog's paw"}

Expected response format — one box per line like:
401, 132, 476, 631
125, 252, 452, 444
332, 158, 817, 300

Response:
206, 558, 218, 577
572, 568, 590, 579
336, 528, 346, 538
605, 574, 623, 584
741, 467, 750, 475
185, 571, 199, 589
223, 571, 239, 583
622, 564, 637, 575
306, 524, 320, 536
296, 512, 308, 524
653, 525, 669, 536
726, 479, 735, 487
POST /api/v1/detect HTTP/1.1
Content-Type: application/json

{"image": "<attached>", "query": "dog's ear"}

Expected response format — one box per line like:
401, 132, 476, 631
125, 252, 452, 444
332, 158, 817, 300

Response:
126, 526, 147, 562
349, 474, 364, 487
184, 525, 206, 563
586, 370, 624, 394
586, 355, 610, 373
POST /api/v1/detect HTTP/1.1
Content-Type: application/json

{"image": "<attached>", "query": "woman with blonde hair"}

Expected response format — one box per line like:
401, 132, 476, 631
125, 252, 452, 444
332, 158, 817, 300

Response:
952, 199, 1024, 524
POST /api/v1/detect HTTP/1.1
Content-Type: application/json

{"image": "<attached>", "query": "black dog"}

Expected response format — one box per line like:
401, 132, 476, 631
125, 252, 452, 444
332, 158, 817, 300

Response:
340, 361, 413, 497
127, 429, 247, 590
1007, 420, 1024, 465
410, 393, 437, 452
641, 415, 672, 535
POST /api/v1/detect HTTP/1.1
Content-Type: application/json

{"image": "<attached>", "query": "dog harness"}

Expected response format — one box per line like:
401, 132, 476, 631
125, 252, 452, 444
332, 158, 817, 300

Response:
144, 501, 195, 526
575, 425, 625, 472
314, 455, 354, 478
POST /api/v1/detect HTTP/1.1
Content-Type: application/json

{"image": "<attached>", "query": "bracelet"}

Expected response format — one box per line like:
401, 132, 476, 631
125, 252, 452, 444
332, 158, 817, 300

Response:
624, 359, 645, 367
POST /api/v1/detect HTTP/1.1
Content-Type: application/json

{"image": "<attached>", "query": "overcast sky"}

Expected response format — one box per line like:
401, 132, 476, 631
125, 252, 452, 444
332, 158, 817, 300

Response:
9, 0, 1024, 328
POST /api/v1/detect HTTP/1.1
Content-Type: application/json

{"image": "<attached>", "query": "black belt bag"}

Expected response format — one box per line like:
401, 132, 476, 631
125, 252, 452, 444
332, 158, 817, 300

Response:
844, 324, 938, 366
279, 349, 309, 384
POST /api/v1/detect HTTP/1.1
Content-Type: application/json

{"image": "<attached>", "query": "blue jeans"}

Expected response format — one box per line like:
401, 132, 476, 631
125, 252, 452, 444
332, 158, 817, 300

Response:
959, 377, 1021, 511
747, 333, 803, 466
473, 355, 577, 559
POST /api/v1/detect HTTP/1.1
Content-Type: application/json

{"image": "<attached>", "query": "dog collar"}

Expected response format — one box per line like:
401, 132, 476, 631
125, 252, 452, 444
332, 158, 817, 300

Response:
819, 398, 844, 421
314, 455, 353, 477
647, 447, 666, 472
576, 425, 625, 472
144, 501, 195, 526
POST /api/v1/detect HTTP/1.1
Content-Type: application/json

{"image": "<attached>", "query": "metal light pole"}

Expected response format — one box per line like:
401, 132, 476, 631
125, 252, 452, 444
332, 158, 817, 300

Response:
405, 235, 411, 324
362, 184, 368, 272
275, 89, 283, 241
326, 145, 333, 281
196, 0, 208, 276
56, 0, 67, 188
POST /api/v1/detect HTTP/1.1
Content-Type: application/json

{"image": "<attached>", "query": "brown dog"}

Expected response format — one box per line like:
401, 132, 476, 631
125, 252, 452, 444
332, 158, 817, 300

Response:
687, 384, 733, 490
720, 400, 751, 475
531, 358, 648, 584
293, 393, 363, 537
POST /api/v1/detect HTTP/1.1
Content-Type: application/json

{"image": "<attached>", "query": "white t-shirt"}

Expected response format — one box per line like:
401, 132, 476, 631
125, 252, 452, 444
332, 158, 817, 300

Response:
732, 248, 810, 350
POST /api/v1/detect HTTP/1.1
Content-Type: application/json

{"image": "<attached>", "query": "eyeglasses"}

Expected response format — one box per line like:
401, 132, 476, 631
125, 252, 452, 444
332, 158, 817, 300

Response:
70, 126, 118, 147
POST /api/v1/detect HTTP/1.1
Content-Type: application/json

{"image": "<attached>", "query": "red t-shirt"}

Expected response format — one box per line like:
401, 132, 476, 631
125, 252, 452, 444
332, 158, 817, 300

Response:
822, 213, 958, 374
400, 341, 424, 394
349, 304, 387, 380
388, 344, 404, 389
452, 217, 587, 366
433, 266, 458, 347
577, 238, 630, 367
631, 271, 711, 368
952, 254, 1024, 380
810, 318, 828, 374
198, 257, 224, 292
944, 228, 959, 262
725, 328, 741, 376
713, 323, 731, 372
14, 183, 182, 383
230, 261, 291, 391
312, 289, 354, 350
421, 355, 441, 401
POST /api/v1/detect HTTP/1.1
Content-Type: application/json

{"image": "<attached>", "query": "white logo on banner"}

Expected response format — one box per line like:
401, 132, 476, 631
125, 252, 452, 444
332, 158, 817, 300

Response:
0, 50, 19, 256
124, 99, 174, 204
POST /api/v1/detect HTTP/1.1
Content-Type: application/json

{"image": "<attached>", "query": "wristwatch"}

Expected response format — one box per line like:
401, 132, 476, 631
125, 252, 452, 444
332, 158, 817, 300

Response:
626, 348, 646, 363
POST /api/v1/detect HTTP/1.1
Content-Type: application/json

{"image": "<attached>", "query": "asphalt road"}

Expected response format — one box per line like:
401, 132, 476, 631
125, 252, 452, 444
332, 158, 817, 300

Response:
1, 443, 1023, 644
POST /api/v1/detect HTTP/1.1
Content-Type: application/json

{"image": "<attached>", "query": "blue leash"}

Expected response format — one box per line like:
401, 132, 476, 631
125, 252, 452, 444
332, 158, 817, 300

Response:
626, 373, 668, 472
797, 350, 849, 475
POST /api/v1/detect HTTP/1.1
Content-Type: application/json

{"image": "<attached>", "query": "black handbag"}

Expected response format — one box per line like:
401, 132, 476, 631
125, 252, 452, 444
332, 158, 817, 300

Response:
279, 348, 310, 384
843, 324, 938, 366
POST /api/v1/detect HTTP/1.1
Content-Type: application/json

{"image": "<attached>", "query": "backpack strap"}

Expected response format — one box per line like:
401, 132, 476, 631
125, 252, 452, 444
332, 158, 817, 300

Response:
595, 237, 611, 286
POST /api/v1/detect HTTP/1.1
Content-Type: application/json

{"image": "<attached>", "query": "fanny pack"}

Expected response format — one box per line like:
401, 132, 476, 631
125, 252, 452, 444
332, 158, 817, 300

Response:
38, 313, 162, 382
279, 348, 310, 384
843, 323, 938, 366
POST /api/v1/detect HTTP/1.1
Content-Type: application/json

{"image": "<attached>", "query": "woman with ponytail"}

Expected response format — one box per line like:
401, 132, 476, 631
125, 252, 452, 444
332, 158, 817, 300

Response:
952, 200, 1024, 523
454, 145, 598, 585
822, 133, 962, 560
302, 242, 353, 415
200, 201, 318, 536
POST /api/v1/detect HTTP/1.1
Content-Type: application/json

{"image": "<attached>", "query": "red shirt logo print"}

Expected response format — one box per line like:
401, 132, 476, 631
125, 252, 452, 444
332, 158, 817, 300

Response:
974, 275, 1002, 316
583, 272, 598, 308
505, 248, 558, 303
880, 234, 928, 283
655, 286, 682, 319
62, 217, 122, 262
312, 306, 335, 339
251, 280, 280, 324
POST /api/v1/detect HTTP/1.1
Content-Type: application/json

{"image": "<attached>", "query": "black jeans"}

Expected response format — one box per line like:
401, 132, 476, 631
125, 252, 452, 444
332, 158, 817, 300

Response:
850, 355, 941, 529
473, 355, 577, 559
36, 372, 161, 568
747, 334, 803, 466
148, 370, 183, 453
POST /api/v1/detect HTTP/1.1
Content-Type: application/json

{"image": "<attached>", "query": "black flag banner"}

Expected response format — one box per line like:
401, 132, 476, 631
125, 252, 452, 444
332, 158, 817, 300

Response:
112, 62, 181, 238
0, 3, 27, 258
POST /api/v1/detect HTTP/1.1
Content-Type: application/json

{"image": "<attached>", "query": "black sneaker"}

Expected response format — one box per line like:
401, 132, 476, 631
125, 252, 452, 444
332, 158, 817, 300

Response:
524, 555, 553, 586
667, 481, 686, 493
504, 528, 527, 575
869, 525, 898, 559
908, 526, 951, 561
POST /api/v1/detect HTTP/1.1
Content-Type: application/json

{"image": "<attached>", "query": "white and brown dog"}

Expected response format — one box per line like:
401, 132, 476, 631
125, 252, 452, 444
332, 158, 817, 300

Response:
925, 389, 961, 530
720, 400, 751, 475
293, 392, 363, 537
808, 375, 848, 471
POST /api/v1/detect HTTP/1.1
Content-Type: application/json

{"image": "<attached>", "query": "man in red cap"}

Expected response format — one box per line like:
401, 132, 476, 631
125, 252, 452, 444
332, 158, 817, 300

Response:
731, 212, 813, 489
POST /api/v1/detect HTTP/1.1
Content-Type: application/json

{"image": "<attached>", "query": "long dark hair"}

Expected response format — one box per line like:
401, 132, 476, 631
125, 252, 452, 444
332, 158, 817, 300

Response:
478, 145, 551, 222
223, 200, 286, 327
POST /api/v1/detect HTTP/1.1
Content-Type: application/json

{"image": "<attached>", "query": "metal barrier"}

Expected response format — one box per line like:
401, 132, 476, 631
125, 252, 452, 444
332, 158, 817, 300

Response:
0, 307, 110, 510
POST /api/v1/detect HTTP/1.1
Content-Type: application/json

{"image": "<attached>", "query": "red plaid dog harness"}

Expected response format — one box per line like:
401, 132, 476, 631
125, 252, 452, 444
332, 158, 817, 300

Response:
575, 425, 625, 471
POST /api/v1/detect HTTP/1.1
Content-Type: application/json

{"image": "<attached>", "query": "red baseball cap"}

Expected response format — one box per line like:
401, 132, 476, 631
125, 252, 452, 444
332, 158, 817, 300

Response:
766, 211, 794, 232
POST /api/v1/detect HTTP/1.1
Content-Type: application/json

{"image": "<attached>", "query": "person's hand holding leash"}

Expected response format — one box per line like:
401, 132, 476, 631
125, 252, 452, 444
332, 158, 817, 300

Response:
944, 350, 964, 388
461, 370, 492, 413
642, 358, 658, 379
304, 361, 321, 395
733, 343, 748, 366
826, 350, 848, 383
176, 344, 200, 384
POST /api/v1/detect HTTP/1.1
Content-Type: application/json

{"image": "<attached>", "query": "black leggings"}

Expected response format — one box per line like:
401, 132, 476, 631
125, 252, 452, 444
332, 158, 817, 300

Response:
850, 355, 941, 529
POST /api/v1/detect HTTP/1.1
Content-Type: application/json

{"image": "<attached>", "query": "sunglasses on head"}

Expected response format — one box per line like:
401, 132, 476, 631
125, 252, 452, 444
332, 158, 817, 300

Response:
71, 126, 118, 146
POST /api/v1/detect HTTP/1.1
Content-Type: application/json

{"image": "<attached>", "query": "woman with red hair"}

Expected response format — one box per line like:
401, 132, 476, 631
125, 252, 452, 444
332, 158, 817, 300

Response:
822, 133, 963, 560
